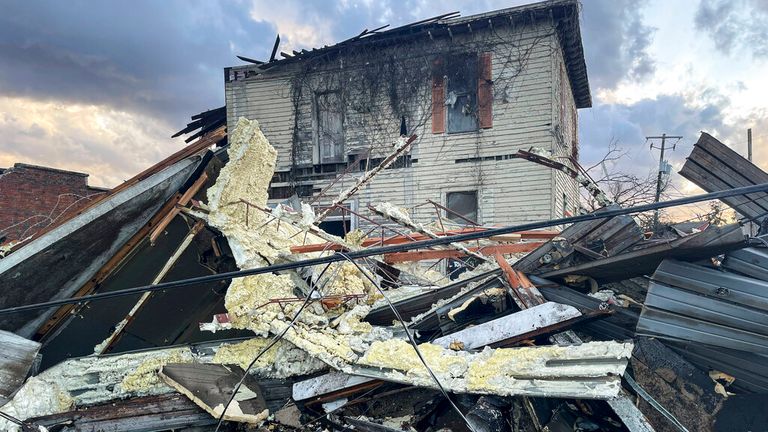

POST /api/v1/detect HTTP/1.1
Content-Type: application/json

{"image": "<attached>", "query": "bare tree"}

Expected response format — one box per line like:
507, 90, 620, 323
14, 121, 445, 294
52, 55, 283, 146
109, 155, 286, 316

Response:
581, 139, 670, 231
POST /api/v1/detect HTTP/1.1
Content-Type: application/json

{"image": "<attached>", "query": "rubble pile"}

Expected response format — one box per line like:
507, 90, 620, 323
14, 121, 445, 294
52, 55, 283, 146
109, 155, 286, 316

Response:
2, 119, 768, 432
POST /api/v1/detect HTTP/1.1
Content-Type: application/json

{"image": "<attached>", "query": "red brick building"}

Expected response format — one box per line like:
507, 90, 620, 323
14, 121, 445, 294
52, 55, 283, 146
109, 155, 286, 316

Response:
0, 163, 108, 243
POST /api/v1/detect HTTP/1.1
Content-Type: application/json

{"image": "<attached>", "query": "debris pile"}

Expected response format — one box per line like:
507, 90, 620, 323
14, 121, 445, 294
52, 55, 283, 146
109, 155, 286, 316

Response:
2, 119, 768, 432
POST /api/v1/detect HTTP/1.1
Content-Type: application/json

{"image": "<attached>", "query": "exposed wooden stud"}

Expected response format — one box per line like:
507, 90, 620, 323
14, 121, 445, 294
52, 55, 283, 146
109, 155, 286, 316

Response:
95, 221, 206, 354
149, 172, 209, 245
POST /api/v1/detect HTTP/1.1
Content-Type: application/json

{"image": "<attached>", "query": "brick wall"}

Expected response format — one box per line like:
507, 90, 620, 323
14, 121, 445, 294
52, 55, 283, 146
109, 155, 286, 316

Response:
0, 163, 107, 242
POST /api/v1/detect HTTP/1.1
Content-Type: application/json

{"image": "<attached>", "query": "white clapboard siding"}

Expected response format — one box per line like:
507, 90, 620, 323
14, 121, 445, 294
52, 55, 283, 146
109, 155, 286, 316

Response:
225, 19, 583, 227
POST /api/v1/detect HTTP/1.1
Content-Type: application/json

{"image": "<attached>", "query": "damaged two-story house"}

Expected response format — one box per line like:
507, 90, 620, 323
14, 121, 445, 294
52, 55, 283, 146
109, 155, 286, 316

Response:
224, 0, 591, 234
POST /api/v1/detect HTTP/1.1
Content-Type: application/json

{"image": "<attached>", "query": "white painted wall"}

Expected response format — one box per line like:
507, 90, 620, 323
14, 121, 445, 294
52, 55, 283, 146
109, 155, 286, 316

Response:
225, 18, 583, 229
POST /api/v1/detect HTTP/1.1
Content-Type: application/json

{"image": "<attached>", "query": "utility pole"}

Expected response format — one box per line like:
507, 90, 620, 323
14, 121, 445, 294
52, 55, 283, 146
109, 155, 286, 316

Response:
647, 133, 682, 233
748, 128, 753, 162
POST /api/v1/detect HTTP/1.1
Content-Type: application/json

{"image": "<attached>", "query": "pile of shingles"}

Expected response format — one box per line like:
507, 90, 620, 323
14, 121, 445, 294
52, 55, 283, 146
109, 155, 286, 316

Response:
7, 132, 768, 432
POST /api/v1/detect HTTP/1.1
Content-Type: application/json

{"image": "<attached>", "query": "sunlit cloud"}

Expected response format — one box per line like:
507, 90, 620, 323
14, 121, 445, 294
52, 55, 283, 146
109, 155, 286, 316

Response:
0, 96, 186, 187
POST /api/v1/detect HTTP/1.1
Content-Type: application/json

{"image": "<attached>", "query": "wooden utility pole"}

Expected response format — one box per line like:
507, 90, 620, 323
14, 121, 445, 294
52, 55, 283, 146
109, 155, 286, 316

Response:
748, 128, 753, 162
648, 133, 682, 232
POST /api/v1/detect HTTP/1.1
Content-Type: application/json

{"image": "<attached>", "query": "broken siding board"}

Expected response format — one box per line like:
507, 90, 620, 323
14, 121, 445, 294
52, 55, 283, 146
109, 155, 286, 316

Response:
682, 156, 768, 218
29, 393, 216, 432
0, 330, 40, 405
159, 363, 269, 424
0, 156, 202, 335
666, 341, 768, 393
651, 259, 768, 312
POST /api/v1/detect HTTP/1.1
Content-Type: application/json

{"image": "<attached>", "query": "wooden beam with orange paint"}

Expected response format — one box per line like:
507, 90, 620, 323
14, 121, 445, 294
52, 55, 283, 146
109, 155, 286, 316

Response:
290, 229, 557, 254
382, 242, 545, 264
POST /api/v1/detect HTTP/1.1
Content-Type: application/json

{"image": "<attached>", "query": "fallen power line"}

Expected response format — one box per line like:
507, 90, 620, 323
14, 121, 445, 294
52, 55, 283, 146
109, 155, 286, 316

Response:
1, 181, 767, 316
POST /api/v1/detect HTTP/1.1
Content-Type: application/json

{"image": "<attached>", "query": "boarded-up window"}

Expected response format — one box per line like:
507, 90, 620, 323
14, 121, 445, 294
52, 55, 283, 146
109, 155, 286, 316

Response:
446, 190, 478, 223
314, 91, 344, 163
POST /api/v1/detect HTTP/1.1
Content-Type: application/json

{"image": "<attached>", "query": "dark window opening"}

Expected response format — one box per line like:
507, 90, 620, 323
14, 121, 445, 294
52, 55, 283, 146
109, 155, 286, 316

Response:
356, 155, 412, 171
318, 219, 351, 237
446, 190, 478, 224
315, 91, 345, 163
268, 185, 315, 200
445, 54, 479, 134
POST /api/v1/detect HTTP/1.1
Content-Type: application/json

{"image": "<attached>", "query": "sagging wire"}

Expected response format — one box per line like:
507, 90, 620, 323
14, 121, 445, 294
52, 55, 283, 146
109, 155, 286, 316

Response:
336, 252, 478, 432
624, 374, 690, 432
0, 410, 46, 431
213, 261, 336, 432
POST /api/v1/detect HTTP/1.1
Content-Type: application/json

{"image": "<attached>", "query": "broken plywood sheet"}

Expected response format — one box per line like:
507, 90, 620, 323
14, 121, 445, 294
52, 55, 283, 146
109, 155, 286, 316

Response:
0, 330, 40, 406
160, 363, 268, 424
432, 302, 582, 350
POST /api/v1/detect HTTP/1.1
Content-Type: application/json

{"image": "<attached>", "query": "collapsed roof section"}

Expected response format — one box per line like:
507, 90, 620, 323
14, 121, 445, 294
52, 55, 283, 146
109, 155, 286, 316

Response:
2, 110, 768, 431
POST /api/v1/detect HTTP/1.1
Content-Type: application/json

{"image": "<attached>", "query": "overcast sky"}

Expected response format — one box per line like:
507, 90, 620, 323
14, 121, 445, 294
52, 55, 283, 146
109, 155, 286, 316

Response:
1, 0, 766, 196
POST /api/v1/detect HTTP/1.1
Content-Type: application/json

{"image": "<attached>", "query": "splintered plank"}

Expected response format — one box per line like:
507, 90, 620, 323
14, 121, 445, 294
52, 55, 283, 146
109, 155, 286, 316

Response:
0, 330, 40, 405
28, 393, 214, 432
159, 363, 269, 424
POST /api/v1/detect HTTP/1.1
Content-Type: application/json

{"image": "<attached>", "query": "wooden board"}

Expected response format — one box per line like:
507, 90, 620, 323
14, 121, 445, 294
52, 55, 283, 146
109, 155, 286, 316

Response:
28, 393, 214, 432
0, 330, 40, 405
159, 363, 269, 424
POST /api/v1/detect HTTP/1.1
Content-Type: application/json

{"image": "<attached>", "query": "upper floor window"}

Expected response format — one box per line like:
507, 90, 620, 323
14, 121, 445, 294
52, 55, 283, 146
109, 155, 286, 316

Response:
314, 91, 344, 163
432, 53, 493, 134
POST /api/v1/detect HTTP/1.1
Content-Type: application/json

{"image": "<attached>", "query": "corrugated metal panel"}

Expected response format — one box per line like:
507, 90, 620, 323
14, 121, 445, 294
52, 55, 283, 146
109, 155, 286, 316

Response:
679, 132, 768, 221
533, 277, 639, 341
722, 246, 768, 281
666, 341, 768, 393
637, 258, 768, 368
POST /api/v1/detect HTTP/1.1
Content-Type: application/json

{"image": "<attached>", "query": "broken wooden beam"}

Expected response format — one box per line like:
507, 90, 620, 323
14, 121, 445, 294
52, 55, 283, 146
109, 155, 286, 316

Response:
149, 172, 208, 245
28, 393, 215, 432
289, 228, 557, 253
382, 241, 544, 263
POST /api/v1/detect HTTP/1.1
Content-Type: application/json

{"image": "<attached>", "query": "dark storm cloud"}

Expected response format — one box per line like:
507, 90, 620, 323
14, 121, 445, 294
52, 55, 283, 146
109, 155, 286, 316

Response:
578, 93, 736, 176
0, 1, 274, 127
695, 0, 768, 58
579, 0, 656, 90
